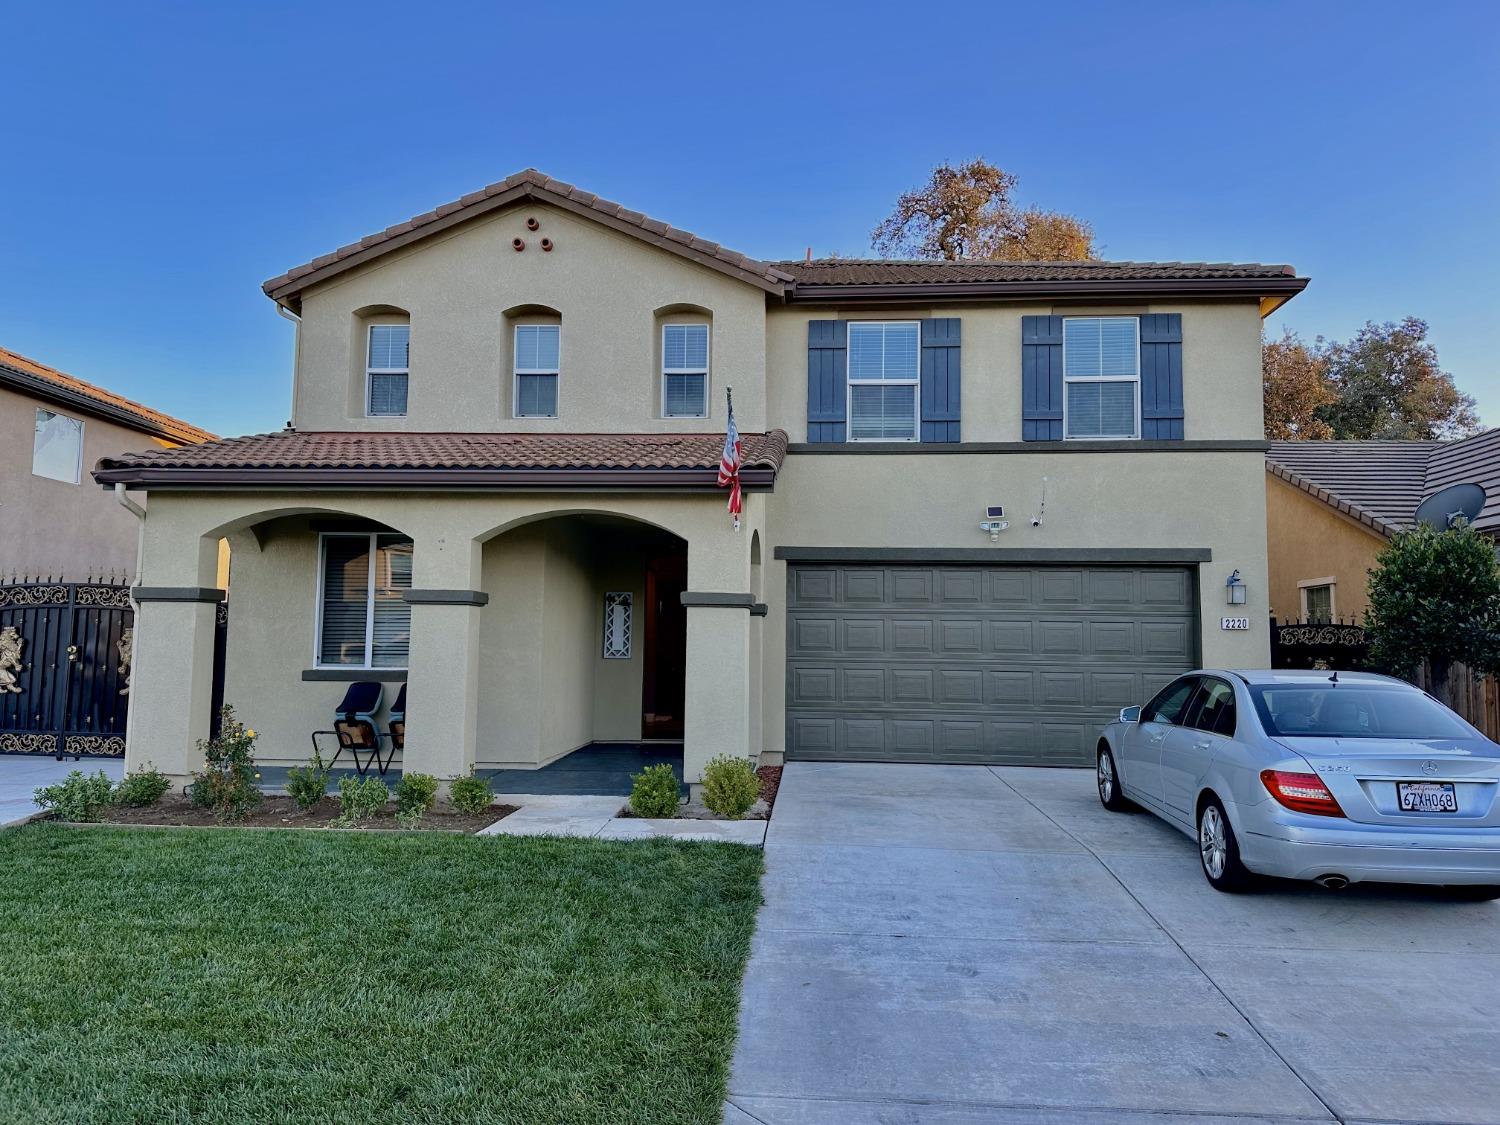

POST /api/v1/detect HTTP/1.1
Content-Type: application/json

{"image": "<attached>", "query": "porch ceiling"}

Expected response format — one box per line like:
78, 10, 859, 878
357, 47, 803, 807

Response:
93, 430, 788, 491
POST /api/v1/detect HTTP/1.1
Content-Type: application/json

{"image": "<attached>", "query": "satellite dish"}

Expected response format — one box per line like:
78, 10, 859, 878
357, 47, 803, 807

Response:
1414, 482, 1487, 531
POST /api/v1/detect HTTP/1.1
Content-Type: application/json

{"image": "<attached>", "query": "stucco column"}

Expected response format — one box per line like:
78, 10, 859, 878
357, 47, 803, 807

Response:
124, 516, 223, 785
682, 599, 753, 786
401, 533, 484, 785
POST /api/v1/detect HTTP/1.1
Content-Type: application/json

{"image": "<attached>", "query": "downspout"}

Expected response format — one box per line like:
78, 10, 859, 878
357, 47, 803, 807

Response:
276, 300, 301, 429
115, 482, 147, 592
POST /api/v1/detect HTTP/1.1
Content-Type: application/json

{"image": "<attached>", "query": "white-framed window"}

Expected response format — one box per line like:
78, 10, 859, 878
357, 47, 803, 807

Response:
1063, 316, 1139, 440
32, 408, 84, 484
366, 324, 410, 417
662, 324, 709, 417
1299, 578, 1336, 623
514, 323, 560, 417
316, 533, 414, 668
847, 320, 920, 441
603, 591, 633, 658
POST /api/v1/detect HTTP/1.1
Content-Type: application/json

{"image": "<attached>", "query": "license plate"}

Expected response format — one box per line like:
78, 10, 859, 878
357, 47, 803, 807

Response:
1397, 781, 1458, 813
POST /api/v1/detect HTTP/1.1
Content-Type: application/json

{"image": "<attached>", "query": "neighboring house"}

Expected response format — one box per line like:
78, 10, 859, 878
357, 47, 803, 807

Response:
95, 169, 1306, 786
1266, 430, 1500, 623
1, 346, 215, 577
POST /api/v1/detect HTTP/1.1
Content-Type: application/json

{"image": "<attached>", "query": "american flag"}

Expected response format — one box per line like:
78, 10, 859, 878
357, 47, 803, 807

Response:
718, 390, 743, 530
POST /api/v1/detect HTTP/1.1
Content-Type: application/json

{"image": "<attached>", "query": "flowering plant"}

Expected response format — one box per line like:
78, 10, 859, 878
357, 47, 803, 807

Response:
186, 705, 263, 823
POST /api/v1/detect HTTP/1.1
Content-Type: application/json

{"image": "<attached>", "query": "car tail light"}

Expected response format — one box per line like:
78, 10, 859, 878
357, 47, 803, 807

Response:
1260, 770, 1346, 818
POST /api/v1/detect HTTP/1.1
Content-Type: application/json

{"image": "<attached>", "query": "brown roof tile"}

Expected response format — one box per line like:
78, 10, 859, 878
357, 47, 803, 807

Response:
95, 429, 789, 488
774, 258, 1302, 285
0, 346, 215, 445
1266, 434, 1500, 536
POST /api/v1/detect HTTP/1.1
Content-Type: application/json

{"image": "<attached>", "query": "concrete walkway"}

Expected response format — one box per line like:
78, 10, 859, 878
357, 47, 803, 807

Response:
0, 756, 124, 827
478, 793, 766, 844
726, 761, 1500, 1124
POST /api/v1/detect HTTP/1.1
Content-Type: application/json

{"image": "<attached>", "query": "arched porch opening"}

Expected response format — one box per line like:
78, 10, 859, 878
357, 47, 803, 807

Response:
476, 512, 688, 782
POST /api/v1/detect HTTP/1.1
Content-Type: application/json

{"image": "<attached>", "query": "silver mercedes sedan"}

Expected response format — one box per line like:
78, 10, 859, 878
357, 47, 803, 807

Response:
1095, 669, 1500, 896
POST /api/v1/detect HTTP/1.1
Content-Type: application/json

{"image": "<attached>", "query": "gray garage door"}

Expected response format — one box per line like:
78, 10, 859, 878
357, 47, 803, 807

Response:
785, 564, 1197, 767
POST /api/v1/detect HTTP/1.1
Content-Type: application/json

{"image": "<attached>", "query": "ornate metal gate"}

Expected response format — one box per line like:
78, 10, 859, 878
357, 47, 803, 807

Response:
0, 578, 134, 757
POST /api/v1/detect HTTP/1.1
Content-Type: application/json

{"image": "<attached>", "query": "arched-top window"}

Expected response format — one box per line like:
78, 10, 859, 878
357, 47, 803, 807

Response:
354, 305, 411, 418
654, 304, 711, 419
504, 304, 562, 418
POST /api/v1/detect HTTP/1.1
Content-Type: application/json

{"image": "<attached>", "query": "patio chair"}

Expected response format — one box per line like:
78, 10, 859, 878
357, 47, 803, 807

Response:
387, 684, 406, 754
310, 681, 396, 777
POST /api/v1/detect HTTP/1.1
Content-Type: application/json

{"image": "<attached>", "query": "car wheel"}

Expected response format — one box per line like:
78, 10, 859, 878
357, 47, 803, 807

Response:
1444, 885, 1500, 901
1096, 746, 1132, 812
1198, 798, 1256, 893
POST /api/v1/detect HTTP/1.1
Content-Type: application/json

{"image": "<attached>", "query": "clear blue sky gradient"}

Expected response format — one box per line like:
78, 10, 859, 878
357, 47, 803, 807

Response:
4, 0, 1496, 438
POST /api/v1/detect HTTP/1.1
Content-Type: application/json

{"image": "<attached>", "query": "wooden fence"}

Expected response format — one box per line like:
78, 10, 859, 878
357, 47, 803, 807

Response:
1414, 662, 1500, 741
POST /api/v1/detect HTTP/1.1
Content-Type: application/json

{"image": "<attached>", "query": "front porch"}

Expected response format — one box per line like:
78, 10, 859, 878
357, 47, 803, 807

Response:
115, 484, 770, 792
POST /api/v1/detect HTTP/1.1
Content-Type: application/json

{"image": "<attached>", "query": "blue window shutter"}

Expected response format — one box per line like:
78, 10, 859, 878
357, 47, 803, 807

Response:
919, 318, 961, 442
1140, 314, 1184, 440
1021, 316, 1064, 441
807, 320, 847, 442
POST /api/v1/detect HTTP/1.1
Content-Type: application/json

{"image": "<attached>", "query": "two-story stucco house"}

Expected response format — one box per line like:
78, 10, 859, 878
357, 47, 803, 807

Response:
95, 170, 1307, 789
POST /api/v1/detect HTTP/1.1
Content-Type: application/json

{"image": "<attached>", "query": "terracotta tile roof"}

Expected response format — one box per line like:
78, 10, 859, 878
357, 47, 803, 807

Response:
774, 259, 1302, 286
0, 346, 215, 445
95, 429, 789, 489
262, 169, 794, 305
1266, 434, 1500, 536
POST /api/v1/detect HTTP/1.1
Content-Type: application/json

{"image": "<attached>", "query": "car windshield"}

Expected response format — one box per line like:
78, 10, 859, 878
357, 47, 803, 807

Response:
1250, 684, 1474, 740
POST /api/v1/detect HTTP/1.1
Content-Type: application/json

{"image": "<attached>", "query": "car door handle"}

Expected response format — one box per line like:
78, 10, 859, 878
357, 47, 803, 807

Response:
1193, 739, 1212, 750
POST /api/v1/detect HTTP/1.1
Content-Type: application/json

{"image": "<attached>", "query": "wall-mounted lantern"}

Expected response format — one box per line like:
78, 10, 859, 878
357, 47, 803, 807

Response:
1225, 569, 1247, 605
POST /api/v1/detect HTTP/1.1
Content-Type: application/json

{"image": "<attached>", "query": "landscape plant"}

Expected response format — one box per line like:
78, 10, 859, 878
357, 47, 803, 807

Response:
33, 770, 116, 823
113, 763, 171, 808
629, 763, 680, 818
701, 755, 759, 819
447, 770, 493, 816
285, 749, 331, 810
1365, 522, 1500, 699
186, 706, 263, 823
395, 772, 439, 828
333, 776, 389, 828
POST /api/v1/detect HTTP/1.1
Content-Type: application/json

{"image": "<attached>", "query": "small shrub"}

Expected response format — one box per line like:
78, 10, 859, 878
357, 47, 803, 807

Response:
285, 750, 331, 811
113, 763, 171, 808
630, 763, 680, 818
448, 770, 493, 815
188, 706, 263, 823
34, 770, 115, 823
702, 755, 759, 819
333, 775, 389, 828
395, 773, 439, 827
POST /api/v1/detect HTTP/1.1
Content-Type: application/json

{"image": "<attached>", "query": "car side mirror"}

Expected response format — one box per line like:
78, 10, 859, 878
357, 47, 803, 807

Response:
1119, 706, 1142, 724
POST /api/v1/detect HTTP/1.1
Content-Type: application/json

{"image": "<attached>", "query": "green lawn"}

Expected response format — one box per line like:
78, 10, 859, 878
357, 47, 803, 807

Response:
0, 825, 763, 1125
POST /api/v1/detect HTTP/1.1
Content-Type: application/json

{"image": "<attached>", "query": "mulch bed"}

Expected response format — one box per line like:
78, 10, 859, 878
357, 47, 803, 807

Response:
757, 765, 782, 811
90, 796, 517, 834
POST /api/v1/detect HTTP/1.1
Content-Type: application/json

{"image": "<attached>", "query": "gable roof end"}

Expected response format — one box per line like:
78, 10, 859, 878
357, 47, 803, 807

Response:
263, 169, 794, 311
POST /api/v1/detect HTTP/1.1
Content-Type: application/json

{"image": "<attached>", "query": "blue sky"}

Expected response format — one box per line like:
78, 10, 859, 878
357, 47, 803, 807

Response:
3, 0, 1496, 437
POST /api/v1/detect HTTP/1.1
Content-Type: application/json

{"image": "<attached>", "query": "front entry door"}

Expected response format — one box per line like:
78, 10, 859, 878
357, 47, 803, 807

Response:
642, 553, 686, 739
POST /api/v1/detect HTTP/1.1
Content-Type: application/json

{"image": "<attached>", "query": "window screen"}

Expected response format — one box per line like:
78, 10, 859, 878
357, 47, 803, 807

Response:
662, 324, 708, 417
1064, 317, 1138, 439
515, 324, 560, 417
847, 322, 919, 440
367, 325, 410, 417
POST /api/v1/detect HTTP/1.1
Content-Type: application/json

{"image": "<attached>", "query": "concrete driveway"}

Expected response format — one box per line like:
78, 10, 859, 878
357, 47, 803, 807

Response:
726, 762, 1500, 1125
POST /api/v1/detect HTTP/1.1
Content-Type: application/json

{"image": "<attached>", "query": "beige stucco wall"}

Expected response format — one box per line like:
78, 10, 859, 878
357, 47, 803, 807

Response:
765, 300, 1265, 443
0, 384, 175, 577
760, 448, 1271, 756
291, 201, 768, 434
1266, 472, 1385, 623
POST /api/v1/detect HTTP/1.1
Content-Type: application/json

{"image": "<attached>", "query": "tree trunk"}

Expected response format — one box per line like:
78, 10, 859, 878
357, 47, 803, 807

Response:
1430, 657, 1453, 705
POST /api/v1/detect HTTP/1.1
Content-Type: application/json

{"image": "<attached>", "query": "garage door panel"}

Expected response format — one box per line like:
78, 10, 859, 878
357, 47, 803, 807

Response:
787, 564, 1198, 766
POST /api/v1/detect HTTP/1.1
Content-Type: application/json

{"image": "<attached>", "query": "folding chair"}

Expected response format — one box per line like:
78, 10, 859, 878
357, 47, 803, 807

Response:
310, 681, 396, 777
387, 684, 406, 756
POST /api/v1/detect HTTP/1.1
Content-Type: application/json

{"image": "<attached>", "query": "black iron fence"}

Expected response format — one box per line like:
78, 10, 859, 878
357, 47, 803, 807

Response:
0, 576, 134, 756
1269, 616, 1369, 671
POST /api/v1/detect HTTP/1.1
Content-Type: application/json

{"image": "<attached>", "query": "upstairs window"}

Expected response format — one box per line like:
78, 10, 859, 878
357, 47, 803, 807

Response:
366, 324, 410, 417
33, 409, 84, 484
662, 324, 709, 417
847, 321, 919, 441
1063, 317, 1138, 439
515, 324, 560, 417
317, 533, 413, 668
